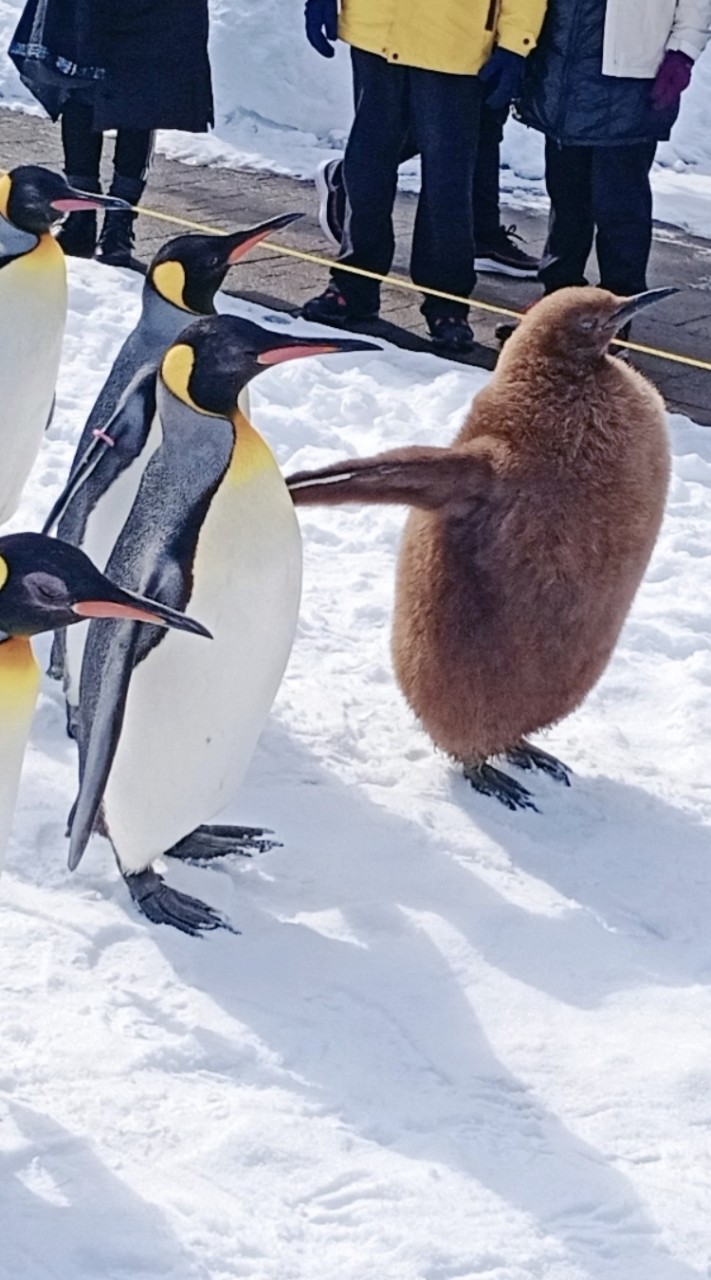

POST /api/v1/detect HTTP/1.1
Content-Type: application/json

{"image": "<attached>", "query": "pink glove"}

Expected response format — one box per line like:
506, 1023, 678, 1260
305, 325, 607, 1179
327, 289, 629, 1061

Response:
651, 50, 693, 111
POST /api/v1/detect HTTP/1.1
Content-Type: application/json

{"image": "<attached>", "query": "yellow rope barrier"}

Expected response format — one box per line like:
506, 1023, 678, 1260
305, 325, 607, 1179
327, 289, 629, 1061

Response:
134, 202, 711, 372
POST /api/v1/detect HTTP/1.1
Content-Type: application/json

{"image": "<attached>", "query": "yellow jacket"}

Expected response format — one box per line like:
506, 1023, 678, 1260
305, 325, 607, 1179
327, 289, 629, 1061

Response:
338, 0, 548, 75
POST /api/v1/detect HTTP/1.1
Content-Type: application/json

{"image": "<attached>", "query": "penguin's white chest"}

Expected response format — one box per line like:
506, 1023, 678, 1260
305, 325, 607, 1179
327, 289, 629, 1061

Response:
0, 239, 66, 524
0, 639, 40, 875
65, 410, 163, 708
102, 451, 302, 870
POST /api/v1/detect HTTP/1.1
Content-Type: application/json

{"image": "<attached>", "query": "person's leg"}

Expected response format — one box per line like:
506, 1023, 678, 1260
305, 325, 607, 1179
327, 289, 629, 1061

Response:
591, 142, 656, 295
408, 66, 481, 342
57, 96, 103, 257
96, 129, 155, 267
473, 103, 539, 278
304, 48, 409, 321
538, 140, 595, 293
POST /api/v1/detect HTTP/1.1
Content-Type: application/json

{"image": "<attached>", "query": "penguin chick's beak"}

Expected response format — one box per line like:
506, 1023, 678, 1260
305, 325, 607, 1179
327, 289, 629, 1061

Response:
50, 187, 132, 213
605, 286, 679, 333
257, 338, 380, 366
226, 212, 303, 264
72, 592, 211, 638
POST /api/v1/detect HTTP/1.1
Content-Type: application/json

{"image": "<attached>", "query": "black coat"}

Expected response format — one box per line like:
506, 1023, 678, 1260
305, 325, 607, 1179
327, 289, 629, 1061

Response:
516, 0, 679, 146
10, 0, 214, 132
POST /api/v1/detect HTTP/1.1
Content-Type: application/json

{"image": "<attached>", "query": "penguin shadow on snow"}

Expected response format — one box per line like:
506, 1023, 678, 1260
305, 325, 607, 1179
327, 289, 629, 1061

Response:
140, 723, 705, 1280
0, 1100, 205, 1280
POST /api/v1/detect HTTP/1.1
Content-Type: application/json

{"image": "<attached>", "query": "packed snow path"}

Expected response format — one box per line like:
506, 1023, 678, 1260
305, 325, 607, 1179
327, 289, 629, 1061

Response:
1, 261, 711, 1280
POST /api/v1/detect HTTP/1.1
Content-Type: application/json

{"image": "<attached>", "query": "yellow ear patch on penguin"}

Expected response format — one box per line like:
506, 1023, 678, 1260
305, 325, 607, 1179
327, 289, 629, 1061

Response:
0, 556, 8, 590
161, 343, 206, 413
152, 261, 194, 312
0, 173, 11, 222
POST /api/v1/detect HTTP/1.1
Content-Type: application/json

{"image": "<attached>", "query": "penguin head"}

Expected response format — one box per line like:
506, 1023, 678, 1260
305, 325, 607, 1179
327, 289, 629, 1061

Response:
160, 314, 380, 417
1, 166, 129, 235
508, 285, 679, 365
0, 533, 210, 640
147, 213, 303, 315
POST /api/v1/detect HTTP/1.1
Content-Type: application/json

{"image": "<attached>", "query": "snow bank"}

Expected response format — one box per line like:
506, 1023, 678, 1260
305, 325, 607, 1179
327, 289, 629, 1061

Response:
1, 256, 711, 1278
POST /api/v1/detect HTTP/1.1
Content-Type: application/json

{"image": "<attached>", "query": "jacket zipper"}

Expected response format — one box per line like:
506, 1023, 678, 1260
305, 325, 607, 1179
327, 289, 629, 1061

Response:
555, 0, 584, 145
485, 0, 499, 33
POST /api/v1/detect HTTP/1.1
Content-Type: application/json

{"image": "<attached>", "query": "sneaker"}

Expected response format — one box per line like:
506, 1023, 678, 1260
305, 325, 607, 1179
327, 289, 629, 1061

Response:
315, 158, 346, 249
301, 282, 379, 327
427, 315, 475, 355
475, 225, 540, 279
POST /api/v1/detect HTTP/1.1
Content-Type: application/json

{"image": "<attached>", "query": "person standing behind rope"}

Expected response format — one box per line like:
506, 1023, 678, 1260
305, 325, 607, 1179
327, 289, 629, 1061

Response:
10, 0, 213, 268
301, 0, 547, 355
516, 0, 711, 323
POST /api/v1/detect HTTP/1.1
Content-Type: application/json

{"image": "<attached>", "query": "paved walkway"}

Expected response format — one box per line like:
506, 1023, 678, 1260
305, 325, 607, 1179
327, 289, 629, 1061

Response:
3, 109, 711, 423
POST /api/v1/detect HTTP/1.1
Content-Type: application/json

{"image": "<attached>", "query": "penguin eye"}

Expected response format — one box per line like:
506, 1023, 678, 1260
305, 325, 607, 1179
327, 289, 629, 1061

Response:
24, 571, 69, 606
578, 315, 596, 332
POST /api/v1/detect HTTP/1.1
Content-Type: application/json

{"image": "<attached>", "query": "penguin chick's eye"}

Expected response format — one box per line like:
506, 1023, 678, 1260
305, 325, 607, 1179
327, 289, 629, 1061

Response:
578, 315, 597, 332
23, 571, 69, 606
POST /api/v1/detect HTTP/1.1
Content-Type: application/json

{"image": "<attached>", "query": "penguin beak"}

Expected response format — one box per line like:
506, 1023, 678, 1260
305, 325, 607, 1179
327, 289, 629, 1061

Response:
604, 286, 679, 332
257, 337, 380, 366
50, 187, 131, 213
72, 591, 211, 637
225, 212, 303, 264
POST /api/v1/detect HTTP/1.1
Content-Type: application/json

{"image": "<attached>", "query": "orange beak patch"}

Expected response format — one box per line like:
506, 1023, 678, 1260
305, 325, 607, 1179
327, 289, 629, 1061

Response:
51, 197, 106, 212
73, 601, 166, 625
227, 231, 272, 264
257, 344, 343, 366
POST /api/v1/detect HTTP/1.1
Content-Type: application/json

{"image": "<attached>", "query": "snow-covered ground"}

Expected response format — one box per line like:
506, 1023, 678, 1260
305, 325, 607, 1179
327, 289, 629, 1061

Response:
2, 0, 711, 238
1, 256, 711, 1279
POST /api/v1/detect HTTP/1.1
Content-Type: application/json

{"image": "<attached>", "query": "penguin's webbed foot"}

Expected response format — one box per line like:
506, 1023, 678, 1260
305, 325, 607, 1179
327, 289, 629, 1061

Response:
124, 867, 238, 937
506, 739, 571, 785
166, 823, 281, 864
463, 761, 539, 813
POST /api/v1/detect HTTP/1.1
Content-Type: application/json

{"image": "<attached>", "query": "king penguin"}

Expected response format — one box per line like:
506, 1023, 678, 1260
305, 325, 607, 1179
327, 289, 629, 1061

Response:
0, 531, 208, 877
45, 213, 302, 680
0, 166, 127, 525
286, 287, 676, 811
67, 314, 377, 934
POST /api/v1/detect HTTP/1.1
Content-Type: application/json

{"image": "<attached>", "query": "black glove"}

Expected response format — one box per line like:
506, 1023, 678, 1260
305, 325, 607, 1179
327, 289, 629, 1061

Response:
479, 47, 525, 111
305, 0, 338, 58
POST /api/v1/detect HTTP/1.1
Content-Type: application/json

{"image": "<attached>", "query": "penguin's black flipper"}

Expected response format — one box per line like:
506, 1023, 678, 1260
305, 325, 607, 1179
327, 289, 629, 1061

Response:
43, 366, 157, 537
68, 617, 142, 871
287, 442, 497, 514
123, 867, 238, 936
166, 824, 281, 863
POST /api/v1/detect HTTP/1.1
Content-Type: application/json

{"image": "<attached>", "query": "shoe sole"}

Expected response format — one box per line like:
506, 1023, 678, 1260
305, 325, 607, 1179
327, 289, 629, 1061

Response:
474, 256, 539, 279
315, 160, 341, 250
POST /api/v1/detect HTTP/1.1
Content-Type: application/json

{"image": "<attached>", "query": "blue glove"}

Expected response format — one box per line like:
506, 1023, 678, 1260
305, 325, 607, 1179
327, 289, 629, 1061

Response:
479, 47, 525, 111
305, 0, 338, 58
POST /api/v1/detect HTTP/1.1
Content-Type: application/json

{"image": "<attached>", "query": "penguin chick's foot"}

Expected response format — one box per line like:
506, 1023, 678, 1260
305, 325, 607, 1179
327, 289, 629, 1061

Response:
505, 739, 572, 786
165, 823, 281, 864
124, 866, 238, 937
462, 761, 539, 813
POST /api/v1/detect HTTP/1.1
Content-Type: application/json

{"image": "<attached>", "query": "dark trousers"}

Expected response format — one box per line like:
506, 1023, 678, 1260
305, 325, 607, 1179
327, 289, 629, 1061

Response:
540, 139, 657, 296
61, 98, 154, 185
334, 47, 482, 320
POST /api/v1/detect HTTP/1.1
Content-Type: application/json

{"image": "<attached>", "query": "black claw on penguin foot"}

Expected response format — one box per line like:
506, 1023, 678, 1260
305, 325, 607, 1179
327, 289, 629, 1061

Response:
463, 761, 540, 813
124, 867, 238, 937
165, 823, 281, 864
505, 740, 572, 786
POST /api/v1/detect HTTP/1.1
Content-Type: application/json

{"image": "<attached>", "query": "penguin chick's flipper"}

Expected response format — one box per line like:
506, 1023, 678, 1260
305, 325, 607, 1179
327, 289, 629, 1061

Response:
505, 740, 572, 785
462, 761, 540, 813
166, 823, 282, 863
287, 441, 504, 515
124, 866, 238, 937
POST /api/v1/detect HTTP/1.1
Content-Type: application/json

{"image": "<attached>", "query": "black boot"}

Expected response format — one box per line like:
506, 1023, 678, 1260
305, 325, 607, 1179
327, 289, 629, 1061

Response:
55, 174, 100, 258
95, 175, 145, 270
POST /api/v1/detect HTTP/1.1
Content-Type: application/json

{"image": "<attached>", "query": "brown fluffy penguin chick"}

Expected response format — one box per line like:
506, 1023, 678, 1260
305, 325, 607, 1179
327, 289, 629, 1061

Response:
287, 286, 676, 811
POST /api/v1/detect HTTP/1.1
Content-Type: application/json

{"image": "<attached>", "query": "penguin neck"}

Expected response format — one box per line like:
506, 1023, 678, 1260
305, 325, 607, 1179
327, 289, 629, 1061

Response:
143, 281, 194, 330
